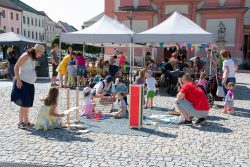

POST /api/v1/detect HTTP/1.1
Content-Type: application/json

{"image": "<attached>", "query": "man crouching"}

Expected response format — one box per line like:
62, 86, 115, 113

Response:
176, 74, 210, 125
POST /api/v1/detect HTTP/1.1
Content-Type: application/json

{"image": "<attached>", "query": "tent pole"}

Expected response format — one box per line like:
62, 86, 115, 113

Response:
129, 43, 132, 84
132, 43, 135, 82
142, 47, 145, 67
83, 42, 85, 54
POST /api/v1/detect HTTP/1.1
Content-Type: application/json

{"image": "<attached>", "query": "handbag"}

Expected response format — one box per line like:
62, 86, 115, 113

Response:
216, 75, 225, 97
216, 85, 225, 97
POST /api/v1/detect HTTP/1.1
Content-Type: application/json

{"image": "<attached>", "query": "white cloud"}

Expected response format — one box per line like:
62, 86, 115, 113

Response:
20, 0, 104, 30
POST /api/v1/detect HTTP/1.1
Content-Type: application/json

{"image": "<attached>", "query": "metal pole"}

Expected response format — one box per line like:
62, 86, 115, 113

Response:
0, 12, 2, 29
128, 11, 133, 30
129, 43, 132, 84
82, 42, 85, 54
59, 32, 62, 63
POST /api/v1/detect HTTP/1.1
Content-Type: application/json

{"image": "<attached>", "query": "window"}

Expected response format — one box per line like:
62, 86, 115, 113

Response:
23, 16, 26, 24
27, 17, 30, 24
31, 18, 34, 25
28, 31, 30, 38
2, 10, 5, 18
11, 12, 13, 20
3, 26, 6, 31
17, 28, 19, 34
24, 30, 26, 36
39, 20, 41, 27
16, 13, 19, 20
32, 32, 34, 39
35, 19, 37, 26
36, 32, 38, 40
11, 27, 14, 32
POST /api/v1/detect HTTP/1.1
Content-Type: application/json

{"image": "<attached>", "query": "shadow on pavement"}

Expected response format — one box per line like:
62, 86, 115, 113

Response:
192, 122, 233, 133
30, 129, 94, 142
235, 85, 250, 101
231, 106, 250, 118
206, 115, 228, 121
237, 82, 250, 86
36, 79, 51, 84
133, 127, 178, 138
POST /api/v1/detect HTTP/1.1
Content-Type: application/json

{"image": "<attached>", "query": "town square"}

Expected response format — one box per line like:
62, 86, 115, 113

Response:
0, 0, 250, 167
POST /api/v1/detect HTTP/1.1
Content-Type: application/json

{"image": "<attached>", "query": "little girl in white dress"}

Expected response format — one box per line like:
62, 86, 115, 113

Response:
81, 87, 96, 116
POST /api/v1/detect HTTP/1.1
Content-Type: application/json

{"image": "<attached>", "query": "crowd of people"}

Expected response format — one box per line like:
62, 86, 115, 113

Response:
10, 43, 237, 130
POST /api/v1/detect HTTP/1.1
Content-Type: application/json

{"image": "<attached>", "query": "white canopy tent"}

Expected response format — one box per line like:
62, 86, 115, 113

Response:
60, 15, 134, 44
0, 32, 43, 45
59, 15, 136, 83
133, 11, 214, 44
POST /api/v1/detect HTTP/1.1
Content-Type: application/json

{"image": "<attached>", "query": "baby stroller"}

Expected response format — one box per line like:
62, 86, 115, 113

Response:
206, 73, 224, 106
165, 70, 185, 96
204, 50, 224, 107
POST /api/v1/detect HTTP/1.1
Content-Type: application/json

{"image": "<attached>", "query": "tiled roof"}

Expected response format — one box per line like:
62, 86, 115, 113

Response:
87, 12, 104, 22
58, 21, 78, 32
0, 0, 22, 11
8, 0, 45, 15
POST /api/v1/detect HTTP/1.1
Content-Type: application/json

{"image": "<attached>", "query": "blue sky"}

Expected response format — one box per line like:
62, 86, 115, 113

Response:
20, 0, 104, 30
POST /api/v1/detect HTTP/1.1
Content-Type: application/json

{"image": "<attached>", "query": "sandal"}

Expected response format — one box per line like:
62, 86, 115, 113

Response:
18, 123, 25, 129
27, 122, 34, 126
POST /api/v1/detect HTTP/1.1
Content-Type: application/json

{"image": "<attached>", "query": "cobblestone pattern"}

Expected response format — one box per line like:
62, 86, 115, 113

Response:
0, 73, 249, 167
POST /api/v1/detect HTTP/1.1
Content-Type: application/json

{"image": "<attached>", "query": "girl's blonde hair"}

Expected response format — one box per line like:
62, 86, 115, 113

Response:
139, 68, 146, 80
42, 87, 59, 106
200, 72, 206, 80
227, 82, 235, 88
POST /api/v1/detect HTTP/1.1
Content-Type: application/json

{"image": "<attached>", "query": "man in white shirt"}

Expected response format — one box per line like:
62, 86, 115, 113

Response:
93, 75, 115, 100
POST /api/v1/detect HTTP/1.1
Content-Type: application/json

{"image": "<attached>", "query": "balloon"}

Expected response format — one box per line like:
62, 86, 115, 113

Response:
159, 42, 164, 48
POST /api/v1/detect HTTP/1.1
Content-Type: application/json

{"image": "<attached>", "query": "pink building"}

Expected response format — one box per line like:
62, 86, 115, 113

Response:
0, 0, 22, 34
105, 0, 250, 64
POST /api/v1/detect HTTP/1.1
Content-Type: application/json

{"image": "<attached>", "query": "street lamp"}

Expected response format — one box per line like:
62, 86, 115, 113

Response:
127, 10, 134, 30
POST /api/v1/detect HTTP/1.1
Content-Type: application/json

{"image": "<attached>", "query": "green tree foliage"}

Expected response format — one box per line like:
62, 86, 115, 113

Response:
0, 28, 5, 34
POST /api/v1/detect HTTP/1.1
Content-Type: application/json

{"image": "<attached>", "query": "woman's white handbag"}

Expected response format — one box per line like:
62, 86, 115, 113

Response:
216, 85, 225, 97
215, 71, 225, 97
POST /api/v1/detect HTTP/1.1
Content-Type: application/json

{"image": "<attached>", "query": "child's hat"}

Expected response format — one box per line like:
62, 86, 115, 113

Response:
115, 78, 122, 85
83, 87, 91, 93
69, 61, 74, 65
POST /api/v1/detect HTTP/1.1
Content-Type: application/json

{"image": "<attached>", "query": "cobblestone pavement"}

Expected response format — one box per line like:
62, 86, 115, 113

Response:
0, 73, 249, 167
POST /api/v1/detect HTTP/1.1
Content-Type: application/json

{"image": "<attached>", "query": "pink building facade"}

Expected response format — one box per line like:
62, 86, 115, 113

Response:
0, 5, 22, 34
105, 0, 250, 64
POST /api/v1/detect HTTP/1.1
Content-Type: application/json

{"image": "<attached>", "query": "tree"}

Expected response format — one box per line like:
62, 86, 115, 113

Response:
0, 28, 5, 34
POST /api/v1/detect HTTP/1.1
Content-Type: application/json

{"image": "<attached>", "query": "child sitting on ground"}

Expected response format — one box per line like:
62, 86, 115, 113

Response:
81, 87, 96, 116
198, 72, 207, 89
110, 92, 127, 119
223, 82, 235, 114
67, 60, 77, 88
145, 70, 157, 109
115, 78, 128, 104
35, 87, 65, 131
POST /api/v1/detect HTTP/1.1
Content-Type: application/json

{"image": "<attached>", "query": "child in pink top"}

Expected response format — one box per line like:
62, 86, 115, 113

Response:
81, 87, 95, 116
198, 72, 207, 89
